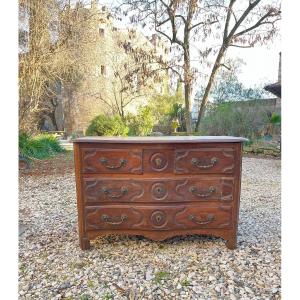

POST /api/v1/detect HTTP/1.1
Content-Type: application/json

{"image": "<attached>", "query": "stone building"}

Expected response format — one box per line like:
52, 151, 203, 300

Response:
58, 1, 169, 135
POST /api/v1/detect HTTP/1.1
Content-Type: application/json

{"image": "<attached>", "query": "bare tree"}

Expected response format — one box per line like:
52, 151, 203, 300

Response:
195, 0, 281, 131
120, 0, 219, 133
93, 28, 167, 119
19, 0, 103, 132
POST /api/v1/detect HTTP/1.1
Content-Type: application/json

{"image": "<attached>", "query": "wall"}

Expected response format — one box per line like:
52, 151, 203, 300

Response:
60, 5, 169, 136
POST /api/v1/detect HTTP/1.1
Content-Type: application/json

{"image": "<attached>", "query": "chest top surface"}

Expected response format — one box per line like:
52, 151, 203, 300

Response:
74, 136, 248, 144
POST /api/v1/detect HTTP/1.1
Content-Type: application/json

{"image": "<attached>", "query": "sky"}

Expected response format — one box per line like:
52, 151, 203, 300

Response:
229, 39, 281, 87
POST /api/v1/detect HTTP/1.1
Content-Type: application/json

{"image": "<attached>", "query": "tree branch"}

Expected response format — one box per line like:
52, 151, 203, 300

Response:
219, 63, 231, 70
223, 0, 236, 41
233, 10, 279, 37
227, 0, 262, 41
229, 44, 254, 48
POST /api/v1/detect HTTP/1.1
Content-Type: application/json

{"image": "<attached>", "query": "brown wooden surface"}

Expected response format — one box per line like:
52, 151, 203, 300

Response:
82, 177, 234, 204
74, 138, 244, 250
85, 204, 232, 231
175, 147, 235, 174
74, 136, 248, 143
81, 148, 142, 174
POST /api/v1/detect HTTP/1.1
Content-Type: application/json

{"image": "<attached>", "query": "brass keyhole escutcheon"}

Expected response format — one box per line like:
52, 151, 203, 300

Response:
151, 182, 167, 200
155, 157, 162, 167
151, 210, 167, 227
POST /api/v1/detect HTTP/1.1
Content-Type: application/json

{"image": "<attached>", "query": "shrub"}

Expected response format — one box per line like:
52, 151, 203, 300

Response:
270, 112, 281, 125
19, 132, 65, 160
125, 106, 154, 136
148, 92, 184, 133
198, 101, 270, 138
85, 114, 128, 136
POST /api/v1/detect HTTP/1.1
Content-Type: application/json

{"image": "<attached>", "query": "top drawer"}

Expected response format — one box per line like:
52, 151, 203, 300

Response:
175, 148, 235, 174
81, 148, 142, 174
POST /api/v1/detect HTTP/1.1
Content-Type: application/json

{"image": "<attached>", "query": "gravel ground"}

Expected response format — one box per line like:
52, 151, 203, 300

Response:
19, 157, 281, 300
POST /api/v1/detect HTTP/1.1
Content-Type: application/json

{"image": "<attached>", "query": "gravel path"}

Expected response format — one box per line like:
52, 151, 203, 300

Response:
19, 157, 281, 300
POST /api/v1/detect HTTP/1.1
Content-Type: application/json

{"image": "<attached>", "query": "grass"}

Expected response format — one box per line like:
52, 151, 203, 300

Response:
19, 132, 65, 161
181, 278, 191, 287
80, 295, 92, 300
153, 271, 171, 284
103, 292, 113, 300
87, 280, 94, 288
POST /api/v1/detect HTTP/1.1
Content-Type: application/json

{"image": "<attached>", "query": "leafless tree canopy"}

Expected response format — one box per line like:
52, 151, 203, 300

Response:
19, 0, 99, 132
119, 0, 281, 132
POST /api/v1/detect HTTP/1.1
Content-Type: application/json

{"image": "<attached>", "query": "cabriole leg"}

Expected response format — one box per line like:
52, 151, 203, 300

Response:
226, 236, 237, 250
80, 237, 90, 250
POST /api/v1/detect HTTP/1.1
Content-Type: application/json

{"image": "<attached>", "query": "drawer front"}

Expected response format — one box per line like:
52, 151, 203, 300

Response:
85, 204, 232, 231
83, 177, 234, 204
175, 148, 235, 174
81, 148, 142, 174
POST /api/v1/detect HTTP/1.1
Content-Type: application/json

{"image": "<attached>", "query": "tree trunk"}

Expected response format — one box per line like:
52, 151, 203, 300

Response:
48, 109, 59, 131
195, 47, 225, 131
184, 81, 192, 133
183, 48, 193, 133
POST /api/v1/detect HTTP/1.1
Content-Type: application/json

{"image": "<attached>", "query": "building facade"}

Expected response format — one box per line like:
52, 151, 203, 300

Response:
60, 2, 169, 135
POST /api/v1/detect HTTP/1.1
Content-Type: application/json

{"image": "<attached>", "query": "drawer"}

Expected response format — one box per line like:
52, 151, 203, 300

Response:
175, 148, 235, 174
83, 177, 234, 204
81, 148, 142, 174
85, 204, 232, 231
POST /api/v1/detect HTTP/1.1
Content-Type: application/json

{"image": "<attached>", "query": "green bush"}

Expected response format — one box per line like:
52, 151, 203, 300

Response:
198, 101, 270, 138
270, 112, 281, 124
148, 91, 184, 133
19, 132, 65, 160
125, 106, 154, 136
86, 114, 128, 136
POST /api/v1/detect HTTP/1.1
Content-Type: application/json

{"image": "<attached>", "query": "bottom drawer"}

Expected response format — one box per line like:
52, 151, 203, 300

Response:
85, 204, 232, 231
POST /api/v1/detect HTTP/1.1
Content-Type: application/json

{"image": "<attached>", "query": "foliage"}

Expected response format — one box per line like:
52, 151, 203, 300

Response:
198, 101, 271, 139
125, 106, 155, 136
148, 88, 185, 133
196, 73, 270, 104
86, 114, 128, 137
270, 112, 281, 124
243, 139, 280, 157
19, 132, 65, 160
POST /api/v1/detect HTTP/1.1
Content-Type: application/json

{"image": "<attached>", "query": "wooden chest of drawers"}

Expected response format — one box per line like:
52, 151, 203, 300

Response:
73, 136, 247, 250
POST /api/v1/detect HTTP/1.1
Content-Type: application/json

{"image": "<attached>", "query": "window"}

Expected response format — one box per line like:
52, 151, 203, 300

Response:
99, 28, 104, 37
101, 65, 106, 76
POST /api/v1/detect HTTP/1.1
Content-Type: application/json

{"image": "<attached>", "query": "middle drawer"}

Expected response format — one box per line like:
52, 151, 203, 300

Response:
82, 177, 234, 204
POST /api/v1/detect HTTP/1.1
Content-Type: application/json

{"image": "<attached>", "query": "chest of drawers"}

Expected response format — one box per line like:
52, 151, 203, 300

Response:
73, 136, 247, 250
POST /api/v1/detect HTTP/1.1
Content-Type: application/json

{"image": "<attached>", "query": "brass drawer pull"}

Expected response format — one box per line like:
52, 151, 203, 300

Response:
189, 186, 216, 198
99, 157, 127, 169
191, 157, 218, 169
101, 187, 128, 199
188, 214, 215, 225
101, 214, 128, 225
